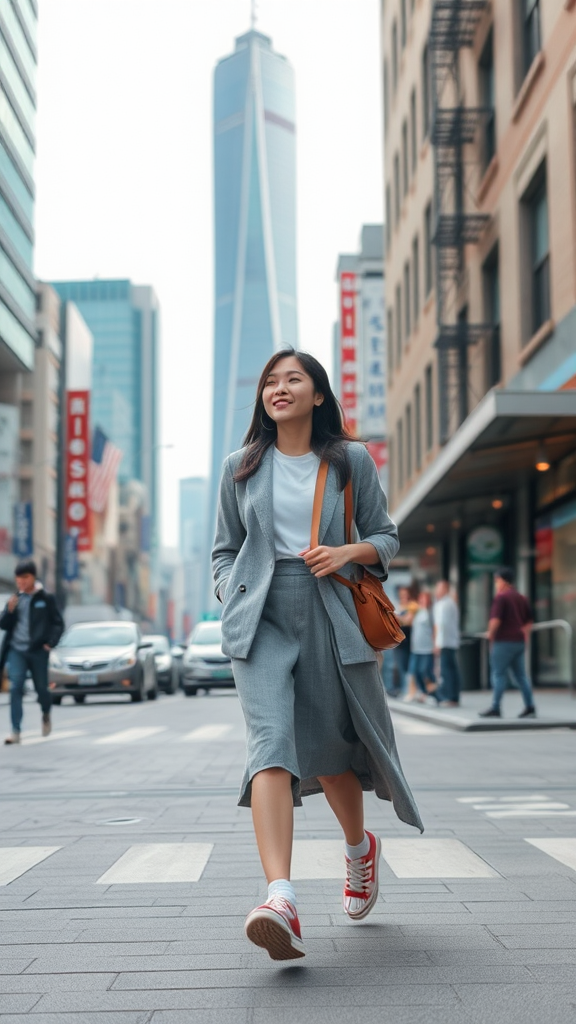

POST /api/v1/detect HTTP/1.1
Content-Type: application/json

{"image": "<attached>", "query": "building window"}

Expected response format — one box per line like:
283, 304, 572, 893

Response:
20, 439, 32, 465
401, 120, 409, 198
21, 401, 33, 429
400, 0, 407, 49
424, 201, 433, 296
392, 21, 398, 92
387, 309, 394, 378
397, 418, 404, 491
524, 165, 550, 337
425, 363, 433, 450
383, 59, 389, 135
406, 404, 413, 480
483, 245, 501, 388
457, 307, 469, 425
410, 88, 417, 175
422, 44, 431, 139
388, 436, 395, 503
412, 234, 420, 325
386, 185, 391, 251
394, 152, 401, 225
404, 261, 411, 341
523, 0, 541, 77
414, 383, 422, 470
479, 29, 496, 170
395, 284, 402, 366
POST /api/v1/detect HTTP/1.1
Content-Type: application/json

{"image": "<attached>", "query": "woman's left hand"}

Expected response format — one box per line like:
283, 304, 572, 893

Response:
298, 544, 352, 578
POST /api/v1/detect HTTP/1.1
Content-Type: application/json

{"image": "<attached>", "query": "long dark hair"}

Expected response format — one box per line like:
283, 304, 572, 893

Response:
234, 349, 354, 488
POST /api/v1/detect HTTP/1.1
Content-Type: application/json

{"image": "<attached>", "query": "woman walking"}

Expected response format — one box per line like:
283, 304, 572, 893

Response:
408, 591, 439, 702
212, 349, 423, 961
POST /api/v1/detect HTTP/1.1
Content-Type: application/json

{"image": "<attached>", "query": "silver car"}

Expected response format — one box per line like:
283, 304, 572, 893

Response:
182, 620, 234, 697
49, 621, 157, 704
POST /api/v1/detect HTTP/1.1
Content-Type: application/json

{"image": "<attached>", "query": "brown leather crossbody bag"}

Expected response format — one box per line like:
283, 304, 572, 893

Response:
311, 461, 405, 652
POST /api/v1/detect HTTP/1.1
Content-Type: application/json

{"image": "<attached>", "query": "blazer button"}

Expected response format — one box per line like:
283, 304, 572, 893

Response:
239, 585, 246, 593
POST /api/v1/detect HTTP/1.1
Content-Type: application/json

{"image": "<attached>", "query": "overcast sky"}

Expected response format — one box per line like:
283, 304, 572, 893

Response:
34, 0, 383, 546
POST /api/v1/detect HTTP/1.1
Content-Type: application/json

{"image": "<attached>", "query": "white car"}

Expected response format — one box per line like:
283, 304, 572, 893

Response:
182, 621, 234, 697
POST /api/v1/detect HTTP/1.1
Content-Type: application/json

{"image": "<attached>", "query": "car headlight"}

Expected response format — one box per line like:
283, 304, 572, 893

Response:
155, 655, 171, 669
112, 653, 137, 670
49, 652, 64, 670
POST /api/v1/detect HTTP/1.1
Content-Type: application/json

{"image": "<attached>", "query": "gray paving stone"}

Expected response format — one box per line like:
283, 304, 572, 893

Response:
0, 1015, 149, 1024
0, 974, 117, 993
0, 993, 43, 1012
0, 959, 34, 974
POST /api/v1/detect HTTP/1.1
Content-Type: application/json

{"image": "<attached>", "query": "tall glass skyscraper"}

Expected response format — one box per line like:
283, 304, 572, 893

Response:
205, 28, 298, 607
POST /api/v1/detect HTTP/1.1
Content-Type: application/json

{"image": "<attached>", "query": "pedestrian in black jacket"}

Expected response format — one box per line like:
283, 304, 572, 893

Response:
0, 559, 64, 745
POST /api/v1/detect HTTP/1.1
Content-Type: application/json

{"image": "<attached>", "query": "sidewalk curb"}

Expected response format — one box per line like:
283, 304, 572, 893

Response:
388, 699, 576, 732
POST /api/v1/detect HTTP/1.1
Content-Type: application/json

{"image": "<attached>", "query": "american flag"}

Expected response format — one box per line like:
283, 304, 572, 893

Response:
88, 426, 123, 514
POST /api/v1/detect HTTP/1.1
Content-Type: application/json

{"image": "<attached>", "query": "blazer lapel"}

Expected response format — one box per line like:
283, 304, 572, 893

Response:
246, 446, 275, 554
318, 461, 341, 544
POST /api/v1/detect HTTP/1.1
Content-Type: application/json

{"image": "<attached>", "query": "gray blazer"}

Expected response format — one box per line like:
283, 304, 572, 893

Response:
212, 442, 400, 665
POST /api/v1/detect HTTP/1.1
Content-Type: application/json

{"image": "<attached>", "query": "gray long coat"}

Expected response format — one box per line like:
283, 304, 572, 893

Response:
212, 442, 400, 665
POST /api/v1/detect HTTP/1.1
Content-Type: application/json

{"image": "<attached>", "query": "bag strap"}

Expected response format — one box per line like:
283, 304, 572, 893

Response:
311, 462, 355, 594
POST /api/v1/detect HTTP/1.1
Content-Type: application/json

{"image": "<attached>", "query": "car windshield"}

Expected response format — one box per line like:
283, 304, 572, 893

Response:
60, 625, 138, 648
190, 622, 222, 645
145, 636, 170, 653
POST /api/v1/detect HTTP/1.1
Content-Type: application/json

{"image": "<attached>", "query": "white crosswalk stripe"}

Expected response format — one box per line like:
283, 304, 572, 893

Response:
0, 847, 61, 886
22, 729, 86, 746
525, 838, 576, 872
96, 843, 213, 884
182, 724, 234, 741
94, 727, 168, 745
457, 794, 575, 818
2, 835, 576, 884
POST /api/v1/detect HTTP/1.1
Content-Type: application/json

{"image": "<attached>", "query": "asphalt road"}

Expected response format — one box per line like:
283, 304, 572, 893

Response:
0, 687, 575, 1023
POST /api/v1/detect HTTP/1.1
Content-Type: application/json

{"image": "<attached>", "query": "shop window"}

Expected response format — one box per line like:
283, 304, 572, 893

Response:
394, 152, 401, 225
412, 234, 420, 325
483, 245, 501, 388
402, 120, 409, 198
425, 363, 433, 450
403, 261, 411, 341
424, 201, 433, 296
422, 44, 431, 139
410, 88, 417, 175
414, 383, 422, 470
479, 29, 496, 170
522, 0, 541, 77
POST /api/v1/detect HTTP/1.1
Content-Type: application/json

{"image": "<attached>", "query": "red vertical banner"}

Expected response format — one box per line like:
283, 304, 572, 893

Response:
340, 271, 358, 434
65, 391, 91, 552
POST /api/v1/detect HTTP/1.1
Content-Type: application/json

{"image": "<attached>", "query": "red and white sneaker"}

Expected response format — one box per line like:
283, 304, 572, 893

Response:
244, 895, 305, 960
343, 831, 381, 921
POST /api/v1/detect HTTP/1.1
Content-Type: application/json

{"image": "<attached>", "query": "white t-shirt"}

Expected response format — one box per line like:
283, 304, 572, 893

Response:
433, 595, 460, 649
272, 448, 320, 560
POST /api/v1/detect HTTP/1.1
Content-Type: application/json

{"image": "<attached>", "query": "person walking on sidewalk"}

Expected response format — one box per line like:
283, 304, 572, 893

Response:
392, 586, 417, 697
407, 591, 438, 703
433, 580, 462, 707
479, 566, 536, 719
1, 559, 64, 745
212, 349, 423, 961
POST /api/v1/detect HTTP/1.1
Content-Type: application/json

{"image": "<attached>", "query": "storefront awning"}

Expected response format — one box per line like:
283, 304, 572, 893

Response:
392, 390, 576, 543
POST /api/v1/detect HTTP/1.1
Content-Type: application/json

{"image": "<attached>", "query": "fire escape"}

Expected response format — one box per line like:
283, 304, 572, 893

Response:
430, 0, 492, 443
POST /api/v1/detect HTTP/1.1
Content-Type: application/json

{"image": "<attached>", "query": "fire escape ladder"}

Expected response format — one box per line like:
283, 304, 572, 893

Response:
430, 0, 493, 444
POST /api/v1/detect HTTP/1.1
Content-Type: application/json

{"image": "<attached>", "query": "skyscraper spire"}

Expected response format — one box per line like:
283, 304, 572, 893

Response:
251, 0, 257, 29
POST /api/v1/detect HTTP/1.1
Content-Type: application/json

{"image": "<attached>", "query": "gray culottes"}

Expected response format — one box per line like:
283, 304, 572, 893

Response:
231, 560, 423, 832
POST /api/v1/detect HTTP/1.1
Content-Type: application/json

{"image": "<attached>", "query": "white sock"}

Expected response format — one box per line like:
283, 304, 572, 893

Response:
345, 832, 370, 860
267, 878, 297, 907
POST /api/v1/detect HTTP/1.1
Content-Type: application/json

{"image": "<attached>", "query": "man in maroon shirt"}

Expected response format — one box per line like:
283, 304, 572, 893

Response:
479, 567, 536, 719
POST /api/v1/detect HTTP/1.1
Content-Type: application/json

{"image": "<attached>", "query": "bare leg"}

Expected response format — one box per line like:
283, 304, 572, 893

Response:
251, 767, 294, 882
318, 770, 364, 846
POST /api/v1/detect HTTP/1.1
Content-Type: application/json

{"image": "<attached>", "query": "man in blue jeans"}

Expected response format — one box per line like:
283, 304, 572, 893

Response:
479, 566, 536, 719
0, 559, 64, 744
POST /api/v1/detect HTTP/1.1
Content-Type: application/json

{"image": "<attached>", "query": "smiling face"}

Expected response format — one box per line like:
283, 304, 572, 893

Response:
262, 357, 324, 426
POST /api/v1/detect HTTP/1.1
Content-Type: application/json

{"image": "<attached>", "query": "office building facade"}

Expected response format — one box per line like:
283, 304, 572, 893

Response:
51, 280, 160, 541
180, 476, 208, 635
0, 0, 38, 584
334, 225, 387, 485
382, 0, 576, 686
